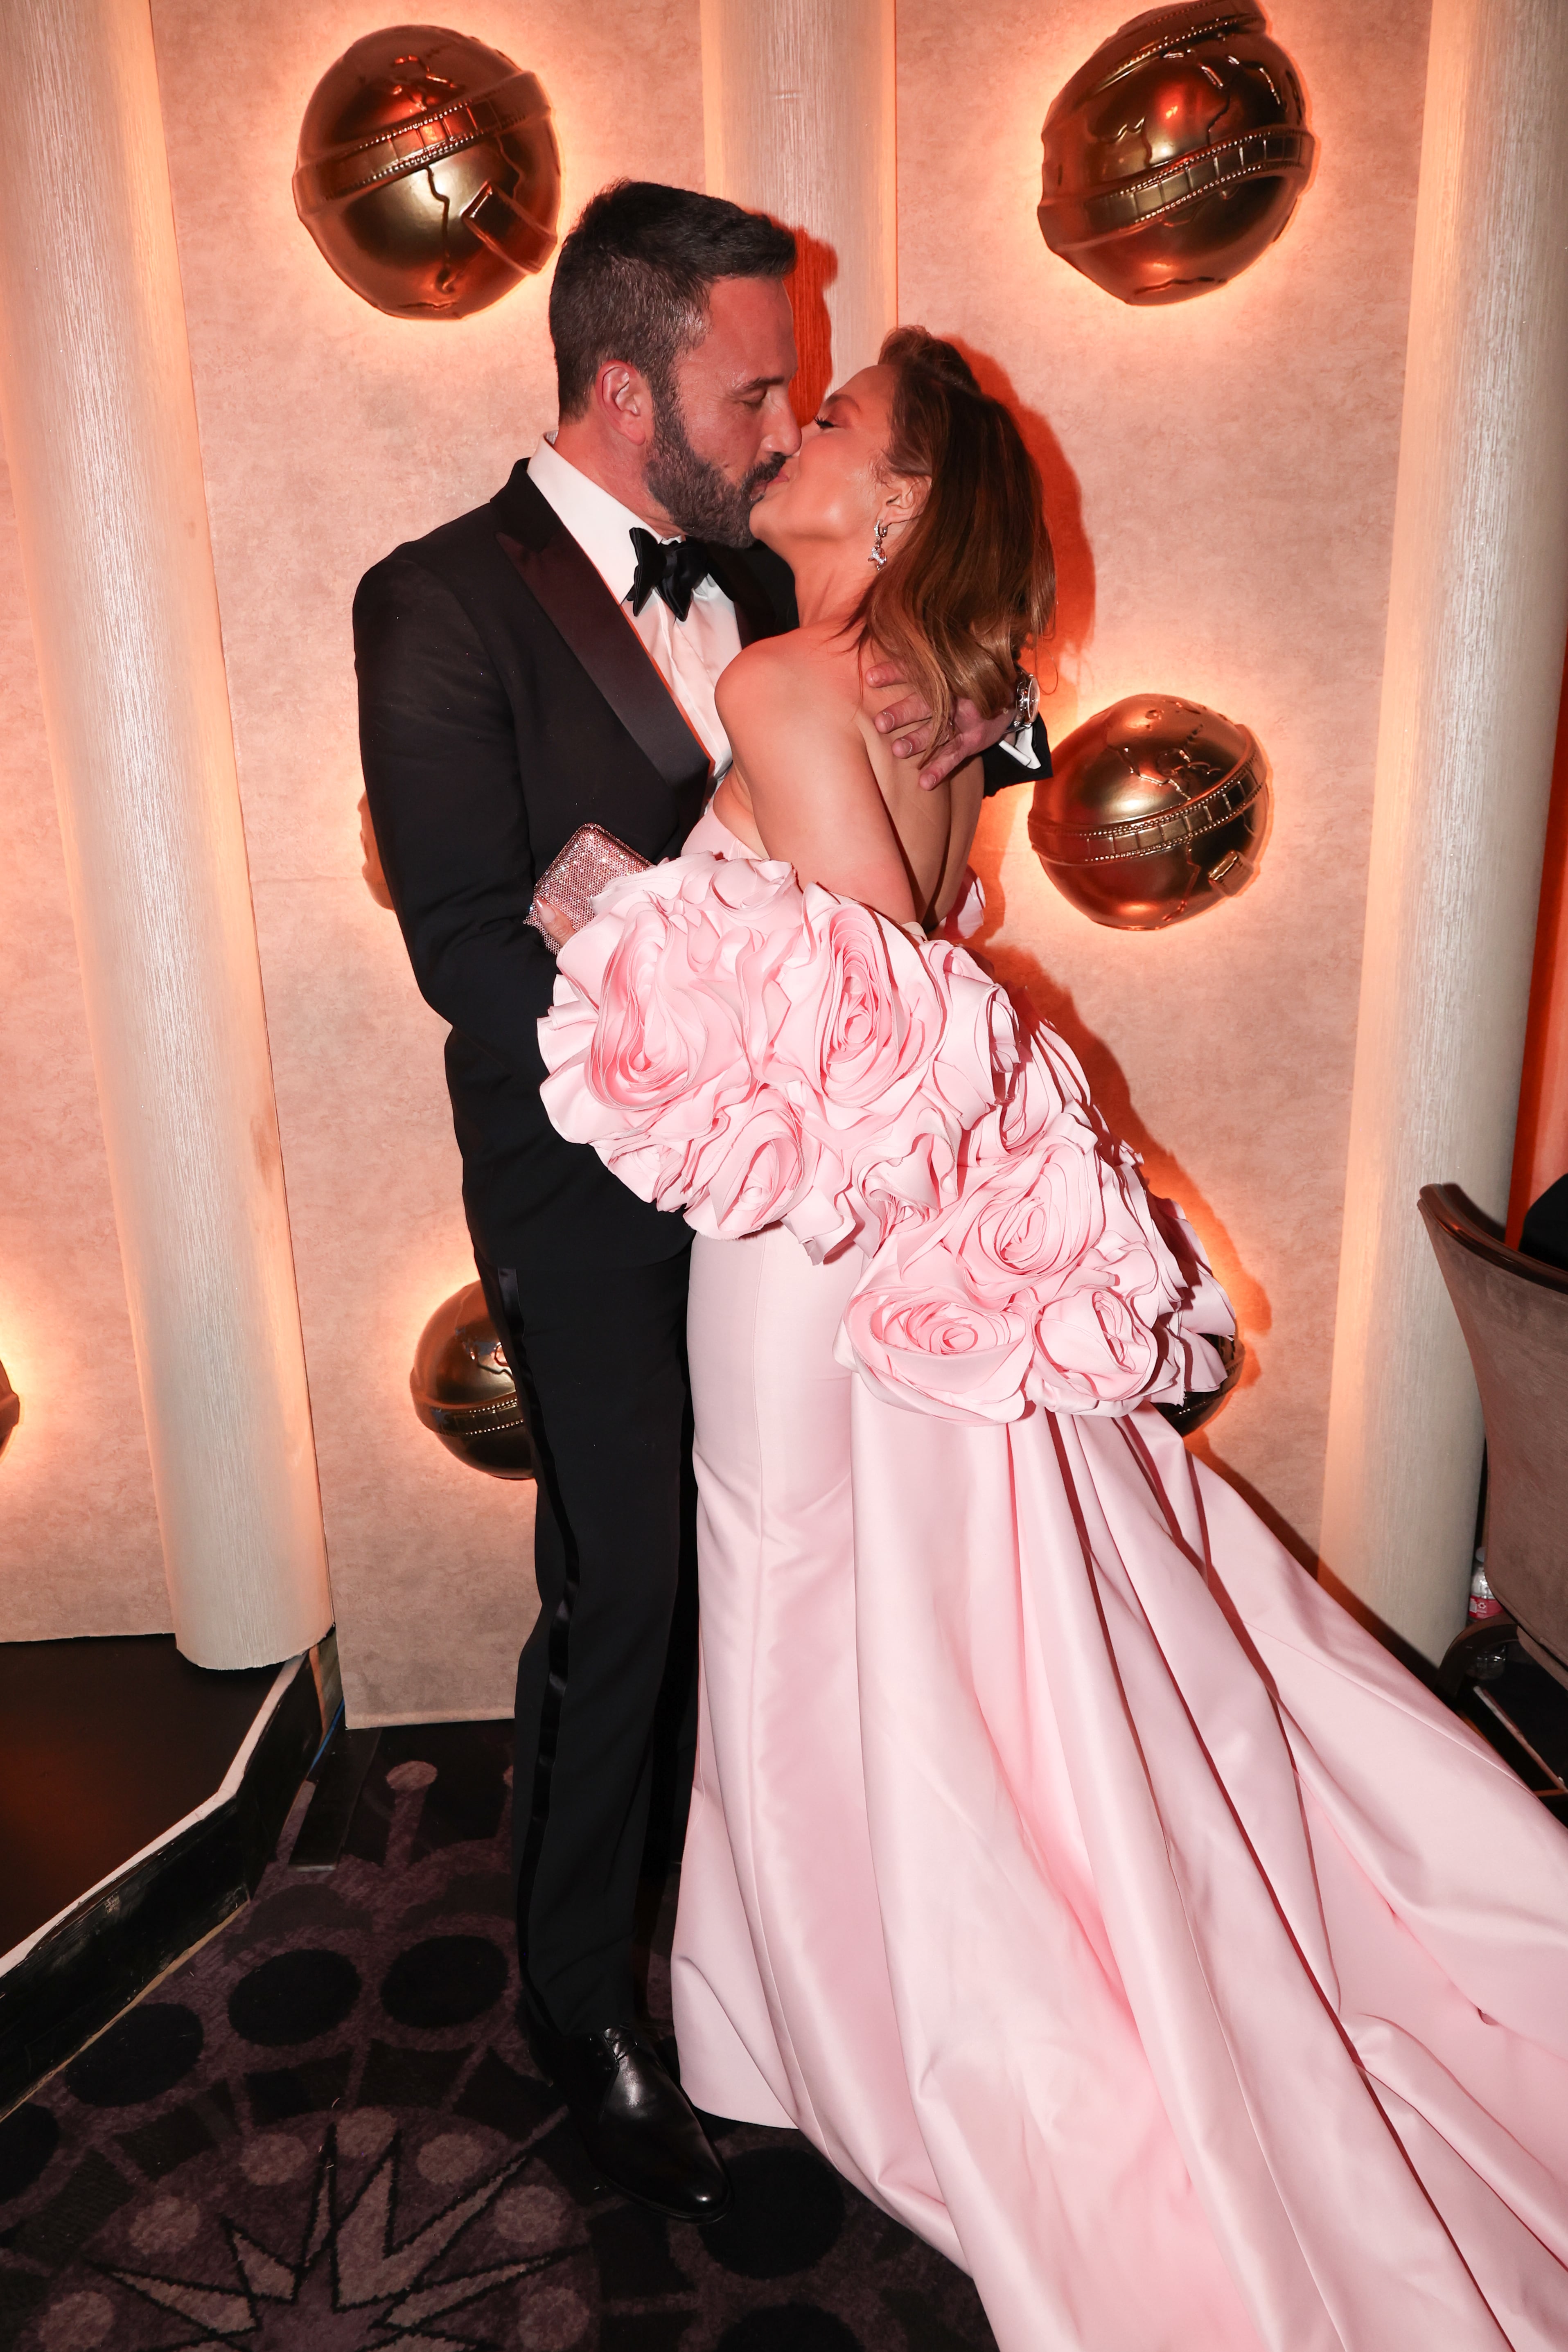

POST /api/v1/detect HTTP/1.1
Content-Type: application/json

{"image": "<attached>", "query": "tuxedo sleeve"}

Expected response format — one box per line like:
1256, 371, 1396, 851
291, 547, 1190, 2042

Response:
979, 715, 1051, 797
354, 552, 557, 1080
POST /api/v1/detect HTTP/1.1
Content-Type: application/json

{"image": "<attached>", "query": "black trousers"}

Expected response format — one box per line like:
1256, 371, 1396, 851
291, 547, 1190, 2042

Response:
476, 1244, 698, 2036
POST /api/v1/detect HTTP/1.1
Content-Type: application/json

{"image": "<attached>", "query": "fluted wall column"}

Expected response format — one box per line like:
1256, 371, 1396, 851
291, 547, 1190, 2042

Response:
0, 0, 332, 1667
701, 0, 896, 381
1319, 0, 1568, 1662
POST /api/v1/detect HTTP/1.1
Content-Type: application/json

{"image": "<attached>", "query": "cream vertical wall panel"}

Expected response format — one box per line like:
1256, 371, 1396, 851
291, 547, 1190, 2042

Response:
0, 457, 167, 1635
896, 0, 1433, 1564
1320, 0, 1568, 1662
0, 0, 331, 1670
147, 0, 707, 1721
702, 0, 896, 379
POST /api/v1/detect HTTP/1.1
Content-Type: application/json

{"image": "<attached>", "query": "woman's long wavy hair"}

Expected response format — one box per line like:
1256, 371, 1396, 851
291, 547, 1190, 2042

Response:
854, 329, 1055, 741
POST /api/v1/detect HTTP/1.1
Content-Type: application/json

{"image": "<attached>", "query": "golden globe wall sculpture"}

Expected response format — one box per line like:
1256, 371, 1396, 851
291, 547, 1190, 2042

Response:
293, 26, 561, 320
0, 1360, 18, 1459
411, 1283, 536, 1479
1038, 5, 1315, 306
1029, 694, 1269, 929
1155, 1334, 1244, 1434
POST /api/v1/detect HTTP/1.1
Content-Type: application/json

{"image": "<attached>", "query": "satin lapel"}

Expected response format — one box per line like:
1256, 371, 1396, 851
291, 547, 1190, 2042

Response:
493, 476, 710, 797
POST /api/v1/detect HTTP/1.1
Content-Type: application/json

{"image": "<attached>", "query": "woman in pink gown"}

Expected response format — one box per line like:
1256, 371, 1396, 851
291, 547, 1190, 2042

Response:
539, 335, 1568, 2351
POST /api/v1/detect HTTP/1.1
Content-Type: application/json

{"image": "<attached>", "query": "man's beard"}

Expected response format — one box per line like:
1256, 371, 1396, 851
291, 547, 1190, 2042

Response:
644, 386, 786, 548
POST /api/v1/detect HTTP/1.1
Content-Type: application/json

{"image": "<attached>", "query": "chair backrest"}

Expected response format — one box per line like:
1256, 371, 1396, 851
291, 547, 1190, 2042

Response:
1418, 1184, 1568, 1683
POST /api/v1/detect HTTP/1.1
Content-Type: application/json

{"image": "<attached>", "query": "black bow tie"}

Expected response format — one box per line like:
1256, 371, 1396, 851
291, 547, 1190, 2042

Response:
627, 527, 713, 623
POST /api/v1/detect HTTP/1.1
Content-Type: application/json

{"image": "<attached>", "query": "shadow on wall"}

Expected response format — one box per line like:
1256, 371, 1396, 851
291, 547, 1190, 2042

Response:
985, 928, 1272, 1356
993, 925, 1314, 1574
785, 228, 837, 425
1189, 1434, 1320, 1579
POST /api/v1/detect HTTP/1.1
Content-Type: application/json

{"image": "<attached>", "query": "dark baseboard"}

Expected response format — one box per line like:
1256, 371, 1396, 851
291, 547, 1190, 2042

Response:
0, 1649, 329, 2119
288, 1726, 381, 1873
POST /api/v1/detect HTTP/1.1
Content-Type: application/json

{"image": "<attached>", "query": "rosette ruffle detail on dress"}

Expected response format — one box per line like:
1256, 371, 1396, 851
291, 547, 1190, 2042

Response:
537, 853, 1230, 1423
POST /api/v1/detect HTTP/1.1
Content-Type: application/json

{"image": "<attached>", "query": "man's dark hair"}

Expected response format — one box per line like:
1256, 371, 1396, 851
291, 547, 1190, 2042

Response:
549, 182, 796, 418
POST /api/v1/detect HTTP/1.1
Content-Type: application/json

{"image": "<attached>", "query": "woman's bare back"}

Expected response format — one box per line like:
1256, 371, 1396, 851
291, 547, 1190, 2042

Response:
712, 625, 982, 929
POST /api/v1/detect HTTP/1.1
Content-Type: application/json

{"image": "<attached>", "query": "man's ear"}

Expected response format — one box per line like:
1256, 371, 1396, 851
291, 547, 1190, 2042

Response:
593, 361, 656, 451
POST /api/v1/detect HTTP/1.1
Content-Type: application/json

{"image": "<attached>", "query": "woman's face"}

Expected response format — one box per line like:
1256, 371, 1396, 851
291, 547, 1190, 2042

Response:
750, 365, 914, 558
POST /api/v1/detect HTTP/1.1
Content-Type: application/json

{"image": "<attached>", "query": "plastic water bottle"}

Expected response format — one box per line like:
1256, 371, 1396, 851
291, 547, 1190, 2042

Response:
1467, 1547, 1503, 1624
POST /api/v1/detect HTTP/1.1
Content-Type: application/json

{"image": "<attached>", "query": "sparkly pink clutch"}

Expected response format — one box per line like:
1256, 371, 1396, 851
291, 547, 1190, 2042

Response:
526, 823, 650, 951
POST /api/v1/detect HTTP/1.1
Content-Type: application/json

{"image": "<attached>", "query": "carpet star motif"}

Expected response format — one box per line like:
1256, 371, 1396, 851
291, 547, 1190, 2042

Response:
106, 2122, 564, 2347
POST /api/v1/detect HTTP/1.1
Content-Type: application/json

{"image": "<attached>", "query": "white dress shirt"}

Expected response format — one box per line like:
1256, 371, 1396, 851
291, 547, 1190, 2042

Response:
528, 435, 738, 780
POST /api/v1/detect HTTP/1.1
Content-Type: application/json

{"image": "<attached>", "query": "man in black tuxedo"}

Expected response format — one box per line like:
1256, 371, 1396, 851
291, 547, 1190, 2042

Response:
355, 182, 1047, 2221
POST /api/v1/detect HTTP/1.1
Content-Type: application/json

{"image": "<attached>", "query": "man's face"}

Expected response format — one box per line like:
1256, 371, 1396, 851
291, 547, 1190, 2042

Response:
645, 276, 801, 547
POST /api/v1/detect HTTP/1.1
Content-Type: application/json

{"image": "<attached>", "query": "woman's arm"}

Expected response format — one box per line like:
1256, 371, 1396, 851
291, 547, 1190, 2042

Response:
716, 640, 918, 924
931, 759, 984, 925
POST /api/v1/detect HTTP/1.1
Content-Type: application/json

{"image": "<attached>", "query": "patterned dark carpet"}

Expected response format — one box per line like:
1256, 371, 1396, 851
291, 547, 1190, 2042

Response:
0, 1723, 997, 2352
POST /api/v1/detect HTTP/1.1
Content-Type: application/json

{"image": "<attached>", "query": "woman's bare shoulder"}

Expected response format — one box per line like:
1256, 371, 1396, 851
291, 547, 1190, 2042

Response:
716, 625, 862, 725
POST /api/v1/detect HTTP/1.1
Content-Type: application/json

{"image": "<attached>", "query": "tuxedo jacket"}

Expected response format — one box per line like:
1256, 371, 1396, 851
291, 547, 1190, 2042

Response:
354, 459, 1048, 1278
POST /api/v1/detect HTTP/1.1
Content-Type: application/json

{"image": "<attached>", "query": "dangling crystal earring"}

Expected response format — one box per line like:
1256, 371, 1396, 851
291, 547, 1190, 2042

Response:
869, 517, 889, 570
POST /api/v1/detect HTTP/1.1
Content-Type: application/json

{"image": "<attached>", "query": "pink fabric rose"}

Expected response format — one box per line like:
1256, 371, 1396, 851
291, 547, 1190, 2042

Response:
687, 1099, 814, 1240
836, 1029, 1223, 1418
589, 903, 747, 1127
923, 938, 1024, 1132
1145, 1190, 1236, 1348
542, 855, 795, 1134
540, 857, 810, 1229
789, 891, 946, 1119
864, 1042, 1109, 1311
1029, 1285, 1166, 1412
951, 1134, 1108, 1305
848, 1120, 964, 1253
836, 1280, 1036, 1425
774, 906, 1018, 1261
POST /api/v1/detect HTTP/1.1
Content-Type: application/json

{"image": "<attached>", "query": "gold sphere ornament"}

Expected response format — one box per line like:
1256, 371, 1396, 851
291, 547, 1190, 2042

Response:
1154, 1333, 1245, 1435
1038, 5, 1315, 306
1029, 694, 1269, 929
411, 1283, 535, 1479
293, 25, 561, 320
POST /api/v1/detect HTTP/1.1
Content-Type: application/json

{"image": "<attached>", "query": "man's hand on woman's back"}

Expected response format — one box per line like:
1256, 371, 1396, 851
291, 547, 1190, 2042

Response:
862, 662, 1014, 789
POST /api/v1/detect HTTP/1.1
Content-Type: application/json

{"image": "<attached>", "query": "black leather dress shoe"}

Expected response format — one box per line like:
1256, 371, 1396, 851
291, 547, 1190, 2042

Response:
523, 1996, 731, 2223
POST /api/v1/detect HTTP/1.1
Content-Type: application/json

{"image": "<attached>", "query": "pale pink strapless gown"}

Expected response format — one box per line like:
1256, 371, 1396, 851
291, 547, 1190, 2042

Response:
671, 809, 1568, 2352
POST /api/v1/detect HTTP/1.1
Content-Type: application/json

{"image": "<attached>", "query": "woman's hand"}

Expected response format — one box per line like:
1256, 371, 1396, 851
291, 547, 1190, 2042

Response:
532, 894, 575, 951
863, 664, 1013, 789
